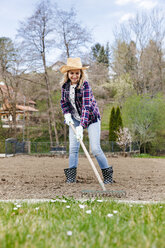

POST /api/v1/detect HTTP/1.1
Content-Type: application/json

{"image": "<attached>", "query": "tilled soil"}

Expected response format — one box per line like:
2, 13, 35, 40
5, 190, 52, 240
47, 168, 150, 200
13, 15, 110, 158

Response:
0, 155, 164, 201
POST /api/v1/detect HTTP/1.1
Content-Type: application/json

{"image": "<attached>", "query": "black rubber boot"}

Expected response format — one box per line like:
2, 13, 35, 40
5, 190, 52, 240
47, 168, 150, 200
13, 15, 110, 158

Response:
101, 167, 113, 184
64, 168, 77, 183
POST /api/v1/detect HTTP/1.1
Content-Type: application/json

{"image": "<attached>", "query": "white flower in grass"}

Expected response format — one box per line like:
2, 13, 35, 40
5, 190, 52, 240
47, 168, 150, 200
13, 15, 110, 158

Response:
107, 213, 113, 218
97, 200, 103, 202
86, 210, 91, 214
159, 206, 163, 208
66, 205, 70, 209
13, 207, 18, 210
50, 199, 56, 203
35, 207, 39, 211
113, 210, 118, 214
67, 231, 72, 236
16, 205, 21, 208
79, 204, 86, 209
61, 200, 67, 203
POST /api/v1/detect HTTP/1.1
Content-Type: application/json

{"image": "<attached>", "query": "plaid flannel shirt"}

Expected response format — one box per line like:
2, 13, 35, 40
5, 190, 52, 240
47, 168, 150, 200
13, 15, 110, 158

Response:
61, 80, 101, 128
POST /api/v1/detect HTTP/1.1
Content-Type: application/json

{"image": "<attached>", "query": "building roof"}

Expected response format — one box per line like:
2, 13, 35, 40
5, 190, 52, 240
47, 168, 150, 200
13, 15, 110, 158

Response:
16, 105, 38, 112
0, 83, 38, 113
0, 83, 37, 104
50, 61, 65, 71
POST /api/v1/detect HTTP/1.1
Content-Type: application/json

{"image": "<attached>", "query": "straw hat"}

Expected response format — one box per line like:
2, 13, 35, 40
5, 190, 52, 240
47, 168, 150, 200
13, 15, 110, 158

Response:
60, 57, 89, 74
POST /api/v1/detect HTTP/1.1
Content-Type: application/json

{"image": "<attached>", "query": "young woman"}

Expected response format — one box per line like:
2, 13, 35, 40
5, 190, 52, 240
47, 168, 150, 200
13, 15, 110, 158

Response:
60, 57, 113, 183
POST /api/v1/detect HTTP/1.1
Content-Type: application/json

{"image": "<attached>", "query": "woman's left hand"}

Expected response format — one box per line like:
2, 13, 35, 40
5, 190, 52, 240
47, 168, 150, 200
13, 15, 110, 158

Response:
76, 126, 83, 141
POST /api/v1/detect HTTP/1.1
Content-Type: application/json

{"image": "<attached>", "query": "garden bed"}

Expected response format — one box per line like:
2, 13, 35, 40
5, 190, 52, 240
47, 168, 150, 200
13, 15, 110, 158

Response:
0, 155, 164, 201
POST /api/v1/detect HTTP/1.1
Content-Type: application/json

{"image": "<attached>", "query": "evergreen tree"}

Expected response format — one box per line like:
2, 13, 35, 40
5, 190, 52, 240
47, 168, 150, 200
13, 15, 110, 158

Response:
109, 106, 123, 142
92, 43, 101, 60
116, 106, 123, 132
91, 42, 109, 67
109, 107, 117, 141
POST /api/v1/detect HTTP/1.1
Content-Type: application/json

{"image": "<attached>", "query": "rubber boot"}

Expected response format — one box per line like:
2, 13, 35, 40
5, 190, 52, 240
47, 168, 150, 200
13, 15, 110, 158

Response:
101, 167, 113, 184
64, 168, 77, 183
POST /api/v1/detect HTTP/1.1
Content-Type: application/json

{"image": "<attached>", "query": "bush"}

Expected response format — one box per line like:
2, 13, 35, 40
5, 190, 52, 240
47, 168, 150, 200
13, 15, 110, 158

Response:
122, 93, 165, 154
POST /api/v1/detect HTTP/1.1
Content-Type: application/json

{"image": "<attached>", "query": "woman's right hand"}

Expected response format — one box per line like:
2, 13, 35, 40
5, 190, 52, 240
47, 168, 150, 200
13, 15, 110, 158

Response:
64, 113, 74, 126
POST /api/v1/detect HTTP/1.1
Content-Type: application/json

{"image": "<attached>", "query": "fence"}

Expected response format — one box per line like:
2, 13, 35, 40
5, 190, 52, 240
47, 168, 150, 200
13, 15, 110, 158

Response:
5, 138, 28, 155
2, 139, 165, 156
30, 142, 67, 154
4, 140, 139, 155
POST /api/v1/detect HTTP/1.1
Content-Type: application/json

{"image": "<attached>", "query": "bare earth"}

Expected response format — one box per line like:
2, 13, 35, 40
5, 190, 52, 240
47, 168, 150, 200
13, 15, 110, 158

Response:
0, 155, 164, 201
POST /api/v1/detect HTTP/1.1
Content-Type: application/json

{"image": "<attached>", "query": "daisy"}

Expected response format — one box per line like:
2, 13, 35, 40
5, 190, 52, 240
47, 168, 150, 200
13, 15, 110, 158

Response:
79, 204, 85, 209
67, 231, 72, 236
107, 213, 113, 218
86, 210, 92, 214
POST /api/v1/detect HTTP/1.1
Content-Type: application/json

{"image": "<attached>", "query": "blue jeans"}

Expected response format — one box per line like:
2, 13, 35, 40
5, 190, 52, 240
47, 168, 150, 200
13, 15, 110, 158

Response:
69, 118, 109, 169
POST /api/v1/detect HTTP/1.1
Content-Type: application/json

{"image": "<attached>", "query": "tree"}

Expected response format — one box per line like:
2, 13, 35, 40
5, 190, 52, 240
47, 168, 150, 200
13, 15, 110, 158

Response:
113, 9, 165, 95
109, 106, 124, 142
112, 40, 128, 76
91, 42, 110, 67
116, 127, 132, 155
116, 106, 123, 132
111, 40, 138, 77
55, 8, 92, 58
104, 73, 134, 105
139, 40, 164, 95
0, 37, 15, 72
109, 107, 117, 142
122, 93, 165, 153
17, 0, 59, 145
0, 37, 24, 138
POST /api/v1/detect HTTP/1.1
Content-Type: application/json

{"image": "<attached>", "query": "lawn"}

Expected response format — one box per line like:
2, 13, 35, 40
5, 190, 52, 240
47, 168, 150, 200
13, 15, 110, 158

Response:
101, 103, 113, 130
0, 198, 164, 248
133, 153, 165, 159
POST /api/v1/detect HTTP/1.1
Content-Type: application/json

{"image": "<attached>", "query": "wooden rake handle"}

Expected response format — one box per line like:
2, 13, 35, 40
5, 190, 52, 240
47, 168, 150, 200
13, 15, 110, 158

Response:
70, 123, 106, 191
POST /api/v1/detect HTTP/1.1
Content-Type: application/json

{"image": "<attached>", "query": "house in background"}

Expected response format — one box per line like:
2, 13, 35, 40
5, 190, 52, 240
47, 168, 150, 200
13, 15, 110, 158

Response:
50, 61, 65, 71
0, 82, 38, 128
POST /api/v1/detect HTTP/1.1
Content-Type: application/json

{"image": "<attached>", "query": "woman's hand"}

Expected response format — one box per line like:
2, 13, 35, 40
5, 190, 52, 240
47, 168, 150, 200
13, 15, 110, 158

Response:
76, 126, 83, 141
64, 113, 74, 126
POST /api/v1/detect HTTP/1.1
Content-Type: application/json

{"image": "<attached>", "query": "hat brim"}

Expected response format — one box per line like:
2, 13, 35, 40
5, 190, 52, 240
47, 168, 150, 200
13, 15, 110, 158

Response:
60, 65, 89, 74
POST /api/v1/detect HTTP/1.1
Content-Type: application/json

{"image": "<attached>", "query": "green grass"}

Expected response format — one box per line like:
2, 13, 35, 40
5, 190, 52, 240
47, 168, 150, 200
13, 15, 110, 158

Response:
0, 198, 164, 248
101, 103, 113, 130
133, 153, 165, 159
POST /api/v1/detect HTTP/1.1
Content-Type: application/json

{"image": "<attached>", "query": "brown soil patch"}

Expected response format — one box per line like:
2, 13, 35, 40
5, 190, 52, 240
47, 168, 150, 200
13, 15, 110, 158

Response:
0, 155, 164, 201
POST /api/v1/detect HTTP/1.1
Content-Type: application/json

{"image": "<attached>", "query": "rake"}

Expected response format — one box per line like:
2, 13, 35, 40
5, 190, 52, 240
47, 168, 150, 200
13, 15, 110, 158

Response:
70, 123, 126, 198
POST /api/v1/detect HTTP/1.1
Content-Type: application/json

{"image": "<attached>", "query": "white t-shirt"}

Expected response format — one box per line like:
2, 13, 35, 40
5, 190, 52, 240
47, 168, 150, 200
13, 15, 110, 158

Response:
69, 84, 81, 121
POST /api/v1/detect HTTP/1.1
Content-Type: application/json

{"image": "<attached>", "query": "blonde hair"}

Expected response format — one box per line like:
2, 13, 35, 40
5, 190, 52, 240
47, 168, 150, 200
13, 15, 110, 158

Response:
60, 70, 88, 89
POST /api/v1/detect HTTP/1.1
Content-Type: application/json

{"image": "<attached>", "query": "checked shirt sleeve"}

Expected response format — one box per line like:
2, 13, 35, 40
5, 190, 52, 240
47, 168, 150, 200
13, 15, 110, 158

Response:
60, 86, 70, 115
80, 81, 91, 128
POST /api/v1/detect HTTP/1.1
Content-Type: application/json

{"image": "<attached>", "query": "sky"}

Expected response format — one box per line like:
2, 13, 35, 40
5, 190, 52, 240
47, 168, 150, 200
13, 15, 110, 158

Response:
0, 0, 165, 63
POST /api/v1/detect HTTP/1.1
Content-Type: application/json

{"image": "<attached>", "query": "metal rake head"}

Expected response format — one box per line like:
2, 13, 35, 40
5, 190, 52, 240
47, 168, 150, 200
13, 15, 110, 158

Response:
81, 189, 126, 198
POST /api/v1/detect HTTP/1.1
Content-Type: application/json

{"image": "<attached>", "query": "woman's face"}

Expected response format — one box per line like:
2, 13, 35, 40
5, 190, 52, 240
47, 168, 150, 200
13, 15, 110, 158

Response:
68, 70, 81, 84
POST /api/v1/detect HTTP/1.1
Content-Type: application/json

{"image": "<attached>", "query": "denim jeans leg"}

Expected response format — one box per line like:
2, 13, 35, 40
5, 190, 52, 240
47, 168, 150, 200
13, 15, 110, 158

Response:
88, 120, 109, 169
69, 118, 80, 168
